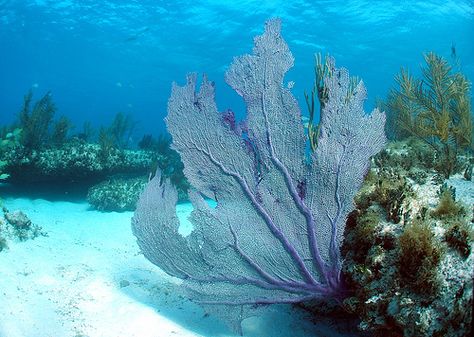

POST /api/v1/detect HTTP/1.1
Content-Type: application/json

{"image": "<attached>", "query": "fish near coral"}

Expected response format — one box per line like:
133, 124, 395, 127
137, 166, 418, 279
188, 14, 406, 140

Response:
132, 18, 386, 333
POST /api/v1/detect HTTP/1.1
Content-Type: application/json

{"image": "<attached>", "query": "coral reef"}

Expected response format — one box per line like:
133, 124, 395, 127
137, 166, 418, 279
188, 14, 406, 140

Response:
87, 177, 148, 212
87, 176, 189, 212
132, 19, 386, 332
2, 139, 154, 184
341, 141, 473, 337
0, 128, 22, 181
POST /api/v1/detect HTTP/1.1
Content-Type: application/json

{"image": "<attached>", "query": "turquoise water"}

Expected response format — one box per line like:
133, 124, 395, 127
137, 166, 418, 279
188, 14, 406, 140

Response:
1, 1, 473, 134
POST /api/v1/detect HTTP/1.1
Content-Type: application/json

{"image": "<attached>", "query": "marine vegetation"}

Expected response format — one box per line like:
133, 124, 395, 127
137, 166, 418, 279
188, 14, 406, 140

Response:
341, 158, 473, 336
132, 19, 386, 332
384, 52, 473, 178
363, 169, 414, 223
76, 121, 95, 141
51, 115, 73, 145
97, 112, 137, 162
18, 90, 56, 150
108, 111, 137, 149
398, 218, 444, 295
431, 183, 466, 219
17, 90, 74, 150
305, 53, 360, 152
445, 220, 473, 258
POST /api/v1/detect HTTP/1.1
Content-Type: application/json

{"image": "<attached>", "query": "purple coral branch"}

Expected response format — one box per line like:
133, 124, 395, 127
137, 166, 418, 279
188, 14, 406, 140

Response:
197, 294, 319, 306
228, 223, 328, 294
192, 273, 324, 294
188, 142, 319, 286
258, 63, 332, 288
228, 223, 294, 285
325, 148, 347, 286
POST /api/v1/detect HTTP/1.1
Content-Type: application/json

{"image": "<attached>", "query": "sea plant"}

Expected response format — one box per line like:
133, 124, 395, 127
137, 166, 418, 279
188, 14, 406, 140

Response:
444, 220, 473, 258
51, 115, 73, 145
384, 52, 473, 178
109, 112, 137, 149
355, 168, 414, 223
432, 184, 466, 219
305, 53, 360, 152
97, 126, 115, 162
132, 19, 386, 331
18, 90, 56, 150
398, 218, 444, 295
76, 121, 95, 141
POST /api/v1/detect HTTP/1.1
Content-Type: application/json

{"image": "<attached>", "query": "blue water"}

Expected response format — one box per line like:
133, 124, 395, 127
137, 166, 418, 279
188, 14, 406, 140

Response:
1, 0, 473, 137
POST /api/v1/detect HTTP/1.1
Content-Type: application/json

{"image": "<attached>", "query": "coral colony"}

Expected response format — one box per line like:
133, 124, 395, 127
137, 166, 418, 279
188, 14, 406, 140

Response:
132, 19, 386, 331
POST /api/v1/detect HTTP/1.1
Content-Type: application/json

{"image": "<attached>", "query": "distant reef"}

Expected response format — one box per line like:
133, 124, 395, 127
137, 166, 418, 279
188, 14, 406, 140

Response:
3, 140, 154, 184
2, 138, 154, 184
0, 137, 188, 211
0, 92, 189, 211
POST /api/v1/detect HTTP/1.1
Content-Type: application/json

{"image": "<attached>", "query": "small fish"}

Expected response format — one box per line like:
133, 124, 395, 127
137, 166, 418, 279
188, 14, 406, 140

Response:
124, 27, 150, 42
451, 42, 456, 59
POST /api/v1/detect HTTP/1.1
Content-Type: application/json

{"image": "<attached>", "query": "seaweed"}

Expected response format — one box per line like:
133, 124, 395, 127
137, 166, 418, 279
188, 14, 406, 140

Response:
371, 169, 414, 223
109, 112, 137, 149
342, 209, 381, 263
18, 90, 56, 150
76, 121, 95, 142
432, 184, 466, 219
305, 53, 360, 152
444, 221, 473, 258
51, 115, 73, 145
98, 126, 115, 163
384, 52, 473, 178
398, 218, 444, 295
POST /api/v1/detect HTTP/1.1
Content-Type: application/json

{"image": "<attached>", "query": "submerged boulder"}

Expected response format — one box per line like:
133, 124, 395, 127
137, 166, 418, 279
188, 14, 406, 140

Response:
1, 207, 46, 243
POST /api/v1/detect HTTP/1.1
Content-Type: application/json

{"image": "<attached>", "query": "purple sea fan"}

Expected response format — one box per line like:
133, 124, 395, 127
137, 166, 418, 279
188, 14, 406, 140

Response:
132, 19, 386, 332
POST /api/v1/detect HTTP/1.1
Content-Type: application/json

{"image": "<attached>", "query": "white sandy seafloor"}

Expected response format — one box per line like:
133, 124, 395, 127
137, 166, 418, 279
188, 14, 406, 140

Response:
0, 196, 362, 337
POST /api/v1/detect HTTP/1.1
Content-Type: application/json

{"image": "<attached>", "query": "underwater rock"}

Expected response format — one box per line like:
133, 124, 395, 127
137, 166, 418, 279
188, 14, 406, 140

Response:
1, 207, 46, 242
342, 154, 474, 337
4, 207, 31, 229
